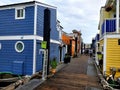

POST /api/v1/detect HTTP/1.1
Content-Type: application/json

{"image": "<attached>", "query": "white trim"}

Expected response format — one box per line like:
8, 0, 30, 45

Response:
116, 0, 119, 33
104, 19, 107, 35
33, 39, 36, 74
0, 2, 56, 11
33, 2, 37, 74
0, 43, 1, 50
103, 36, 107, 74
34, 3, 37, 35
0, 35, 60, 44
0, 35, 37, 40
106, 34, 120, 38
15, 41, 24, 53
100, 33, 120, 40
0, 4, 34, 10
15, 7, 25, 19
36, 3, 56, 9
50, 39, 60, 44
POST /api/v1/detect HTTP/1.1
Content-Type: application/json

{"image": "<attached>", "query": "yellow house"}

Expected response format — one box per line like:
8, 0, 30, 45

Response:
99, 0, 120, 77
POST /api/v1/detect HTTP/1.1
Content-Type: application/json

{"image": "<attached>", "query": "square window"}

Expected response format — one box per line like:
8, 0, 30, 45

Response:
15, 8, 25, 19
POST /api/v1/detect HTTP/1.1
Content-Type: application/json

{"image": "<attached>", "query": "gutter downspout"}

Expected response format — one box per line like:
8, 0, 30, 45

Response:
33, 3, 37, 74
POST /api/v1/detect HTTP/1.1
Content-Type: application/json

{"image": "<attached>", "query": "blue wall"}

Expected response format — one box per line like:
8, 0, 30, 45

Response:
50, 43, 59, 62
36, 40, 43, 72
0, 4, 60, 75
95, 34, 99, 41
0, 40, 33, 75
0, 6, 34, 36
37, 5, 59, 41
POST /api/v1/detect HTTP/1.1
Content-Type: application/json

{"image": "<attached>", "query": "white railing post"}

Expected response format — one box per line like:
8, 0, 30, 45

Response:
104, 19, 107, 35
116, 0, 119, 33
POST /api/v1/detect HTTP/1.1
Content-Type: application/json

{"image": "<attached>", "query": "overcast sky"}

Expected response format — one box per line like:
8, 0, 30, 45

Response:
0, 0, 106, 43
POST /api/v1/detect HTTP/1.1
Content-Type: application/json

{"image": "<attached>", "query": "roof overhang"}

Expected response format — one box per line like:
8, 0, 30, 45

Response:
105, 0, 115, 11
0, 1, 57, 9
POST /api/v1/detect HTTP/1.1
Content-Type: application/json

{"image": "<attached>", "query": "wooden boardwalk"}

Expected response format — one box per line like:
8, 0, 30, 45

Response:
34, 55, 103, 90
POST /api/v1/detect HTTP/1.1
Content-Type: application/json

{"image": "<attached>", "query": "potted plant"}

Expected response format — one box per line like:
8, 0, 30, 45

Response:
50, 57, 57, 74
64, 53, 71, 64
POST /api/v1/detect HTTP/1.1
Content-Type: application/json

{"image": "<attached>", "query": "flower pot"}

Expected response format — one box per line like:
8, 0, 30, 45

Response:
51, 69, 56, 74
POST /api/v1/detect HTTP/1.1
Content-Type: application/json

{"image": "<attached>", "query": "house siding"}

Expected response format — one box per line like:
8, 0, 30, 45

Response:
50, 8, 59, 41
106, 38, 120, 77
0, 2, 60, 75
0, 40, 33, 75
50, 43, 59, 62
72, 40, 75, 56
37, 5, 59, 41
100, 39, 104, 52
0, 6, 34, 36
37, 6, 44, 36
36, 40, 43, 72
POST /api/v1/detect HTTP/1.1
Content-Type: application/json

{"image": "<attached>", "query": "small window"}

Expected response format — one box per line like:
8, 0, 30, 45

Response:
118, 39, 120, 45
15, 8, 25, 19
15, 41, 24, 53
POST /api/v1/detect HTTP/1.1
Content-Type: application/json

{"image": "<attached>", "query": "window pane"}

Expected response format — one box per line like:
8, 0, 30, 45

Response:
20, 9, 23, 17
17, 43, 23, 51
15, 41, 24, 52
16, 9, 24, 18
17, 10, 21, 17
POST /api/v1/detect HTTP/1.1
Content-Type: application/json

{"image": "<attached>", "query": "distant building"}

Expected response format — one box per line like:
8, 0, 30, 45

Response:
57, 20, 66, 62
72, 30, 82, 56
61, 31, 70, 55
62, 30, 82, 57
85, 44, 91, 49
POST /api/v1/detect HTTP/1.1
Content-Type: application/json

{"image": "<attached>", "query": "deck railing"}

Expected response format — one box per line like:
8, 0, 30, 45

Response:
101, 18, 117, 35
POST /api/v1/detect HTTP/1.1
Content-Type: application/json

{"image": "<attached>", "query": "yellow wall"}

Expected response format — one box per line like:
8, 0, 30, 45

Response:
99, 39, 104, 52
106, 38, 120, 77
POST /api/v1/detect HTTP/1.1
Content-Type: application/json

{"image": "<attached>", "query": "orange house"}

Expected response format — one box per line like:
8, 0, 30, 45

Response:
71, 39, 75, 56
62, 30, 82, 57
62, 32, 70, 45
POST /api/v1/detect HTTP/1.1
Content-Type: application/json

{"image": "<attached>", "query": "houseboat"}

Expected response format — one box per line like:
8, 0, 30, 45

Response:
0, 1, 60, 75
98, 0, 120, 77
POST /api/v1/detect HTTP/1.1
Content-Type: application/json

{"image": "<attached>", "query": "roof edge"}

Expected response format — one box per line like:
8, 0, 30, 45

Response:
0, 1, 57, 9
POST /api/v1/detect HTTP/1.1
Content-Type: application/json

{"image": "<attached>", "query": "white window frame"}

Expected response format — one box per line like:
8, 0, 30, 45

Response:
0, 43, 2, 50
15, 41, 24, 53
15, 7, 25, 19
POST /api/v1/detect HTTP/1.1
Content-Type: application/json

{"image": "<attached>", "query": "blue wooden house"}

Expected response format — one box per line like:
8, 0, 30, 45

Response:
0, 1, 60, 75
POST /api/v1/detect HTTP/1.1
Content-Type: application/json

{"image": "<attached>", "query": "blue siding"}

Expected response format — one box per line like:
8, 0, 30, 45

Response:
0, 40, 33, 75
50, 43, 59, 62
0, 6, 34, 36
13, 61, 24, 75
36, 40, 43, 72
50, 8, 59, 41
37, 5, 59, 41
102, 19, 116, 35
37, 6, 44, 36
0, 3, 60, 76
95, 34, 99, 41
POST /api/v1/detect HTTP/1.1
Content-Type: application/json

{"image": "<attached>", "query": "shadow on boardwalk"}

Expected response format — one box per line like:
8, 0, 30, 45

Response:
34, 55, 103, 90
